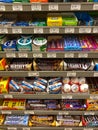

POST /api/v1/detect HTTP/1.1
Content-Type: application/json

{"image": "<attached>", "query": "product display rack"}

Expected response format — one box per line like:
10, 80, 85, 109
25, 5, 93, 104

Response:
0, 2, 98, 11
0, 26, 98, 34
0, 1, 98, 130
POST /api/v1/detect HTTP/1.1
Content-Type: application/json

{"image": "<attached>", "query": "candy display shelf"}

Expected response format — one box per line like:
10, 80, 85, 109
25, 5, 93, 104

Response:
0, 110, 97, 115
0, 2, 98, 12
2, 51, 98, 58
1, 26, 98, 34
0, 71, 97, 77
0, 126, 97, 130
0, 93, 97, 99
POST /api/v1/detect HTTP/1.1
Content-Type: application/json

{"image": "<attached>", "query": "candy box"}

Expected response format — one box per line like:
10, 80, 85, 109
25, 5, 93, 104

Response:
86, 99, 98, 110
75, 12, 94, 26
0, 58, 6, 71
56, 115, 81, 127
64, 36, 82, 51
29, 115, 56, 127
0, 35, 7, 51
0, 77, 10, 94
47, 13, 62, 26
82, 116, 98, 127
0, 115, 5, 125
30, 0, 48, 2
4, 115, 29, 126
62, 13, 78, 26
47, 36, 64, 52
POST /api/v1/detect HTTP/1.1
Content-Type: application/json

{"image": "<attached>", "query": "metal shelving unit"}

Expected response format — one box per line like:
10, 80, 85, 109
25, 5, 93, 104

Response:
0, 26, 98, 34
0, 1, 98, 129
0, 2, 97, 12
0, 71, 97, 77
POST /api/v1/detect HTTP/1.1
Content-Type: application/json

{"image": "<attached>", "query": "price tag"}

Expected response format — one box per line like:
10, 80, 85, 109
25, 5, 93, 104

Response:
93, 28, 98, 33
28, 72, 39, 77
94, 72, 98, 77
64, 128, 72, 130
59, 112, 69, 115
6, 53, 16, 58
84, 112, 94, 115
23, 128, 30, 130
65, 28, 75, 33
67, 72, 76, 77
4, 95, 13, 99
33, 53, 42, 58
34, 28, 43, 34
50, 28, 59, 33
0, 28, 8, 34
0, 5, 5, 11
24, 111, 34, 115
12, 5, 23, 11
79, 28, 91, 33
64, 53, 74, 58
93, 4, 98, 10
62, 95, 72, 99
31, 4, 41, 11
78, 53, 88, 58
2, 111, 11, 114
71, 4, 81, 10
8, 127, 17, 130
18, 53, 28, 58
49, 4, 58, 11
47, 53, 56, 58
90, 95, 98, 100
12, 28, 22, 34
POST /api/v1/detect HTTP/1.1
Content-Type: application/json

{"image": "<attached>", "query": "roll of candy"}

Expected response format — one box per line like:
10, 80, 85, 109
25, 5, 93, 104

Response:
48, 82, 62, 94
17, 38, 32, 51
21, 81, 34, 92
9, 80, 20, 92
33, 82, 46, 92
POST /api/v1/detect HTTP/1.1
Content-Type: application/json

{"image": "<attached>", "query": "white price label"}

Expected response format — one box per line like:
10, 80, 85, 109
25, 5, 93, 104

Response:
93, 28, 98, 33
0, 28, 8, 34
65, 28, 75, 33
31, 4, 41, 11
64, 128, 72, 130
79, 28, 91, 33
12, 5, 23, 11
28, 72, 39, 77
90, 95, 98, 100
23, 128, 30, 130
65, 53, 74, 58
12, 28, 22, 34
6, 53, 16, 58
84, 112, 94, 115
8, 127, 17, 130
71, 4, 81, 10
78, 53, 88, 58
18, 53, 28, 58
59, 112, 69, 115
50, 28, 59, 33
62, 95, 72, 99
93, 4, 98, 10
0, 5, 5, 11
24, 111, 34, 115
94, 72, 98, 77
4, 95, 13, 99
33, 53, 42, 58
47, 53, 56, 58
34, 28, 43, 34
49, 4, 58, 11
67, 72, 76, 77
2, 111, 11, 114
